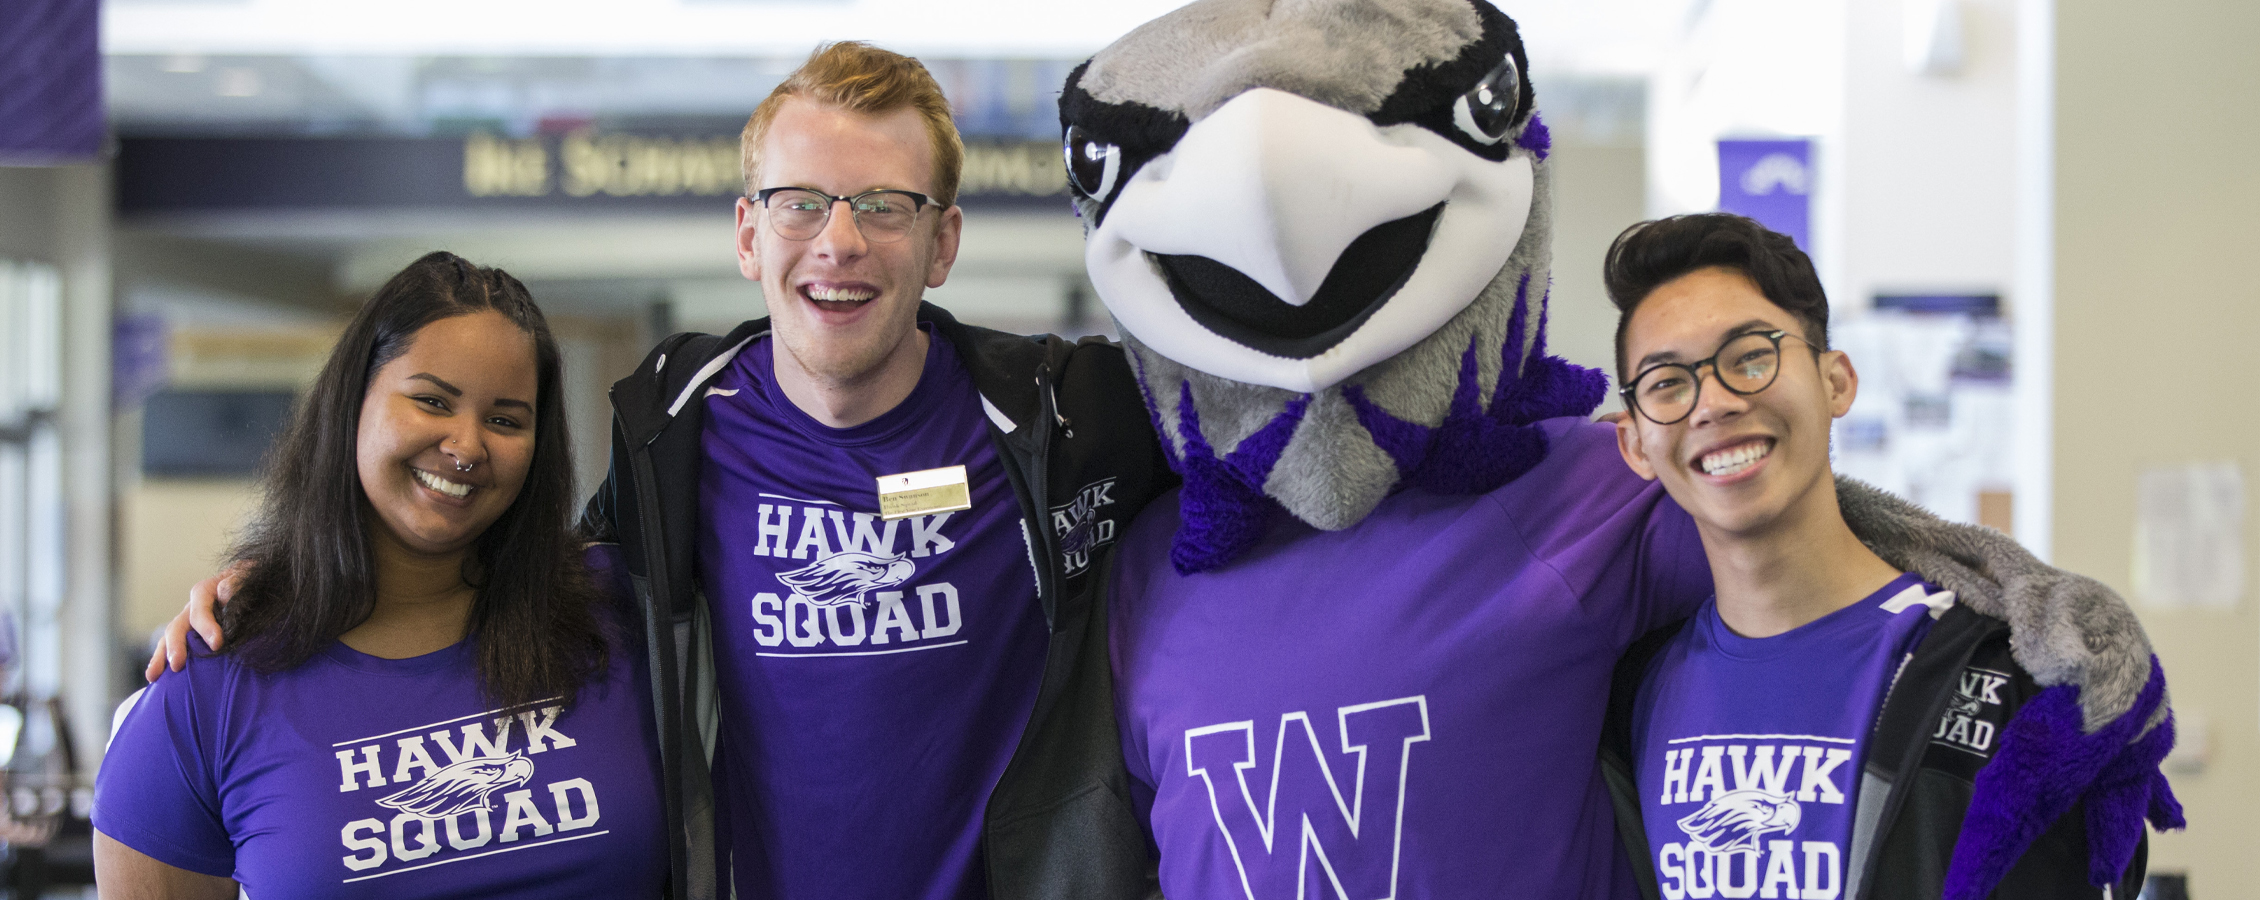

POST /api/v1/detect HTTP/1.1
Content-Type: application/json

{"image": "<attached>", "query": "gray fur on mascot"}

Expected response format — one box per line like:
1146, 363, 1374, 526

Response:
1055, 0, 2180, 897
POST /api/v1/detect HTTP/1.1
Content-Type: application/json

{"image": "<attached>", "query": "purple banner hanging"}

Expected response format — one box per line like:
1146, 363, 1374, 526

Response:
1717, 138, 1813, 252
0, 0, 104, 165
114, 314, 171, 411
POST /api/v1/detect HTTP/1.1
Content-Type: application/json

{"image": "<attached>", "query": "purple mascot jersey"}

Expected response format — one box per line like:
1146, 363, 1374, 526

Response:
95, 630, 666, 897
697, 332, 1047, 900
1630, 573, 1948, 900
1112, 420, 1711, 899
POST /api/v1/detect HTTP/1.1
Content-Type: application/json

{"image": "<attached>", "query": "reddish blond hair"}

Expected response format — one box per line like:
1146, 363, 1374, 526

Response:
741, 42, 964, 205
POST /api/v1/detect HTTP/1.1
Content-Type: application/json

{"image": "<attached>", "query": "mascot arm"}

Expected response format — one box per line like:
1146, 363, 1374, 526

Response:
1834, 476, 2153, 730
1834, 476, 2183, 897
1624, 495, 1717, 642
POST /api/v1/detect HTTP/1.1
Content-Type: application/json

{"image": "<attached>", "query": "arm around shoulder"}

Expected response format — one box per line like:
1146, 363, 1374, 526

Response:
1836, 476, 2164, 732
1834, 481, 2186, 899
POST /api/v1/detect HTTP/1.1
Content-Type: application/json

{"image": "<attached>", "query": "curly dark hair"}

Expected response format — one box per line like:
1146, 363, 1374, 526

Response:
1603, 213, 1831, 383
219, 251, 609, 709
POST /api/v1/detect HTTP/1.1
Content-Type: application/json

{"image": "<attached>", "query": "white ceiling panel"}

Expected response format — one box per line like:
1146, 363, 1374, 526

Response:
106, 0, 1700, 75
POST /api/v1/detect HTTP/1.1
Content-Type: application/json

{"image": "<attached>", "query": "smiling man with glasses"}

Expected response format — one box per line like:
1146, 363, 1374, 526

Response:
1598, 213, 2171, 900
575, 41, 1171, 900
734, 84, 964, 427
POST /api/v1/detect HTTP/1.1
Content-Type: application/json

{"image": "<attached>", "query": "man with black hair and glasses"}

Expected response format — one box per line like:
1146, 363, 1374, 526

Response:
1598, 213, 2179, 900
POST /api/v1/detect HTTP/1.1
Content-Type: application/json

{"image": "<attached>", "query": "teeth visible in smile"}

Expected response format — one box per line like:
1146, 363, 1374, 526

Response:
413, 468, 473, 498
806, 286, 876, 303
1700, 441, 1772, 477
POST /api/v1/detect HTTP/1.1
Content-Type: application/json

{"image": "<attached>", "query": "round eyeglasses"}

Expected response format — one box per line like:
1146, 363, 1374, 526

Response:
751, 187, 946, 243
1621, 329, 1819, 425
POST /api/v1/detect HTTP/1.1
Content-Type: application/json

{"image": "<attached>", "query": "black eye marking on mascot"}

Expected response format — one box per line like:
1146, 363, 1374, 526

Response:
1062, 0, 1606, 573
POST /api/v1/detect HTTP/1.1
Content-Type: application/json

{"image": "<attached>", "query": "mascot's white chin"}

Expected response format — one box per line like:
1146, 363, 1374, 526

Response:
1061, 0, 1605, 570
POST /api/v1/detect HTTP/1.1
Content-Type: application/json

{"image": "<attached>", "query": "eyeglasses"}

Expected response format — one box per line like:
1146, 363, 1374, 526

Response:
751, 187, 945, 243
1621, 329, 1819, 425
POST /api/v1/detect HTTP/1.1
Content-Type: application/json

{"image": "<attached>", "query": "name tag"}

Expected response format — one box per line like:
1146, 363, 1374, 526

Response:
877, 465, 972, 520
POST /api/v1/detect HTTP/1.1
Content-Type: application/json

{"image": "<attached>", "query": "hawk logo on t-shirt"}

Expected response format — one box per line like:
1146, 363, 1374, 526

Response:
377, 752, 534, 818
333, 704, 606, 882
777, 552, 916, 608
1676, 789, 1801, 853
1650, 740, 1850, 900
746, 499, 969, 653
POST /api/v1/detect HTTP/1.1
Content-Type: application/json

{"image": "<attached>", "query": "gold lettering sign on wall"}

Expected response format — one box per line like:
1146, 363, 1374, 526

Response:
464, 132, 1068, 201
559, 132, 743, 198
958, 142, 1068, 197
463, 133, 550, 197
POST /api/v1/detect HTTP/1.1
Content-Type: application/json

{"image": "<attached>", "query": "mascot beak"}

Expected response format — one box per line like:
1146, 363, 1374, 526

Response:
1108, 88, 1453, 307
1088, 88, 1535, 394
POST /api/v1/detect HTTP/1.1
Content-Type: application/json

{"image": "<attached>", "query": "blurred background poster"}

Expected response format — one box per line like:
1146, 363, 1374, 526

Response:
1830, 293, 2014, 533
2134, 462, 2246, 611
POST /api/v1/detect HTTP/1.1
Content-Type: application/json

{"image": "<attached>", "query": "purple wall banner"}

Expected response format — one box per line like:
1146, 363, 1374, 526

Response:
0, 0, 104, 164
1717, 138, 1813, 252
113, 314, 171, 411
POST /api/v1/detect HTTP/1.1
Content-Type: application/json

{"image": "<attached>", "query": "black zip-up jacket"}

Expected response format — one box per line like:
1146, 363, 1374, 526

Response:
578, 304, 1174, 900
1600, 603, 2146, 900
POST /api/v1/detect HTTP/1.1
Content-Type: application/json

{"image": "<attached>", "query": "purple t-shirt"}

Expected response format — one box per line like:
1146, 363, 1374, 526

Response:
1111, 419, 1710, 899
94, 628, 666, 897
1630, 572, 1948, 900
698, 332, 1046, 900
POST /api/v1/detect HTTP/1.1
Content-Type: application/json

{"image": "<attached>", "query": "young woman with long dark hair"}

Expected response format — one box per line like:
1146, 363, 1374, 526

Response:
92, 252, 664, 898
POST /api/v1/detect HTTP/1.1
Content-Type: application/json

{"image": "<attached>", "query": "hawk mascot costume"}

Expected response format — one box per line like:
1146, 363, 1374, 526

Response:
1050, 0, 2183, 897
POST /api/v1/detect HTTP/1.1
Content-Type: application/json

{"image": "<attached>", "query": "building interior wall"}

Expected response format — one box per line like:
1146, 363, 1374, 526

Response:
0, 168, 60, 262
0, 162, 118, 775
1838, 0, 2021, 310
1541, 142, 1649, 402
2055, 0, 2260, 892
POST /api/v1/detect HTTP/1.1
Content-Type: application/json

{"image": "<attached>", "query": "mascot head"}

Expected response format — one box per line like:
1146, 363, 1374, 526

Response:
1063, 0, 1606, 572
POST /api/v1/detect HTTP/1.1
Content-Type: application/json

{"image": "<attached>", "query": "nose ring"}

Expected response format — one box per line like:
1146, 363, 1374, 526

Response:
455, 459, 474, 473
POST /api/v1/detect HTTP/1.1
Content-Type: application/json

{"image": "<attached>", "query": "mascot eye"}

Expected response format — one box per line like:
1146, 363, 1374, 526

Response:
1451, 55, 1523, 145
1064, 126, 1123, 200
